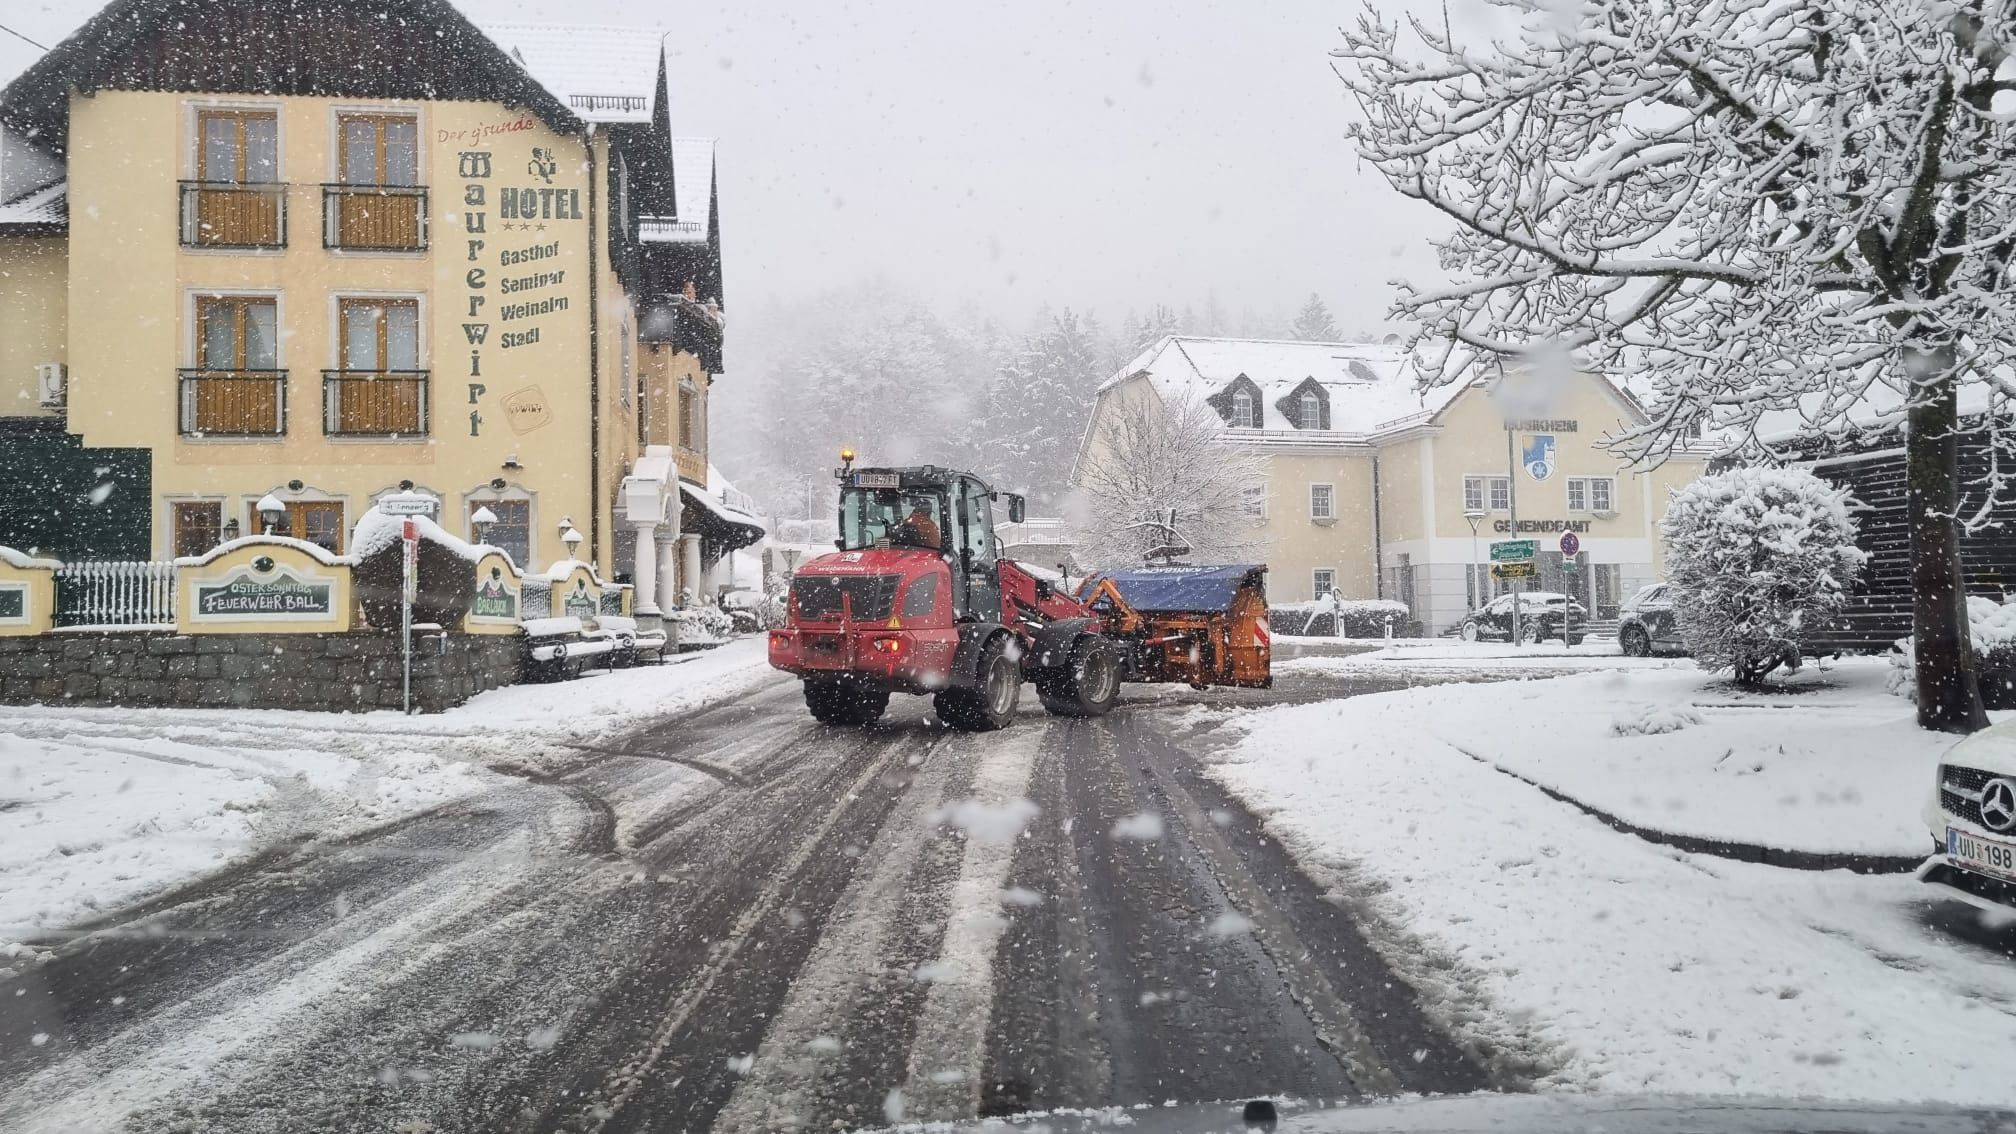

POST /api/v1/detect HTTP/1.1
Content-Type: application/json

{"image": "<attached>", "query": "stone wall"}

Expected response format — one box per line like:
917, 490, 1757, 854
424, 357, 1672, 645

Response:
0, 629, 522, 714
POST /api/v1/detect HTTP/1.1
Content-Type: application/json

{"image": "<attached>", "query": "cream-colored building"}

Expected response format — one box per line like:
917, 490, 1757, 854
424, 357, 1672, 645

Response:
0, 0, 760, 616
1078, 337, 1708, 633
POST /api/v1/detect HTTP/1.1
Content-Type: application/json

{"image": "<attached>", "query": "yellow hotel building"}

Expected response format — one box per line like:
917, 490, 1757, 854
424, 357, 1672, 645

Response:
0, 0, 760, 619
1079, 337, 1710, 633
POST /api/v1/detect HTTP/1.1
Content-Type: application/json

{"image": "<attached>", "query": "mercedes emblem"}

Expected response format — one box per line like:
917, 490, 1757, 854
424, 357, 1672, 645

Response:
1981, 778, 2016, 834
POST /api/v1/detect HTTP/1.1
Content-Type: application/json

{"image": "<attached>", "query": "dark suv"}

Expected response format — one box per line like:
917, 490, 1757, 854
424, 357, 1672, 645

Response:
1458, 591, 1585, 645
1617, 583, 1683, 656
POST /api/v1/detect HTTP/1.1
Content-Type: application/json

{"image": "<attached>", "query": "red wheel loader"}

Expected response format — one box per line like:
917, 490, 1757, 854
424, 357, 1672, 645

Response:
766, 453, 1271, 731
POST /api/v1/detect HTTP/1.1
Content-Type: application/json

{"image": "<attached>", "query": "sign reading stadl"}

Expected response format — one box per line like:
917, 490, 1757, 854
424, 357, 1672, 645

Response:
194, 567, 335, 619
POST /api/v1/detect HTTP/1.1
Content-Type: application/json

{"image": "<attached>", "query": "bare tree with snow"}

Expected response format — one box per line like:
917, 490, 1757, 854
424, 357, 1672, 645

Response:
1072, 394, 1268, 568
1337, 0, 2016, 732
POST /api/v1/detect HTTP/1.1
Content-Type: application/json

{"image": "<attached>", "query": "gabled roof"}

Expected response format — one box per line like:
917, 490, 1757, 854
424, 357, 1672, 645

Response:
639, 138, 715, 245
1106, 336, 1471, 436
0, 179, 65, 230
483, 24, 660, 125
0, 0, 582, 154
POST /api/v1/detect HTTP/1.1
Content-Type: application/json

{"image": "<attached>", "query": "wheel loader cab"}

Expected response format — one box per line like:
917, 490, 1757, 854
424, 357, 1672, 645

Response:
835, 468, 1018, 622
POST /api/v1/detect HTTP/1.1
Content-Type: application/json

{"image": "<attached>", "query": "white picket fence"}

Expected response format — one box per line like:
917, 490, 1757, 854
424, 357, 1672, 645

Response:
54, 560, 177, 627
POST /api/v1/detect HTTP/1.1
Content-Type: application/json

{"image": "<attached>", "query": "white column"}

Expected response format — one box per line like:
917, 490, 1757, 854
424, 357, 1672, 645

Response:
631, 521, 660, 615
656, 534, 680, 611
680, 533, 703, 604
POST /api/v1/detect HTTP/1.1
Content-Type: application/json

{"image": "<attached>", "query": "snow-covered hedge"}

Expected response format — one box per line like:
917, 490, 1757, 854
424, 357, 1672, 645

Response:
1270, 598, 1411, 638
1887, 595, 2016, 710
1661, 467, 1867, 685
666, 605, 736, 648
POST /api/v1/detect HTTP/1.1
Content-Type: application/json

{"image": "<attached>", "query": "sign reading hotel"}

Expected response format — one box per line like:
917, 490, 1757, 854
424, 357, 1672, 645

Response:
448, 120, 587, 441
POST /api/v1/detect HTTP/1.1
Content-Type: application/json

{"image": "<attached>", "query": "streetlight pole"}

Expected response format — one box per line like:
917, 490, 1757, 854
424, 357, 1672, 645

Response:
1464, 508, 1486, 612
1505, 427, 1522, 648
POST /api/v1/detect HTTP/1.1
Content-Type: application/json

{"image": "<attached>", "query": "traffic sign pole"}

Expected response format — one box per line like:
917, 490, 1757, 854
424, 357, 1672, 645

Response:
402, 518, 416, 715
1505, 426, 1522, 647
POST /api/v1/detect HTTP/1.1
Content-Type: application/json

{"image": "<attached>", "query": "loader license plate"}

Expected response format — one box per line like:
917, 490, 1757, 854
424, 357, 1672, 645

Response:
1948, 827, 2016, 881
852, 472, 900, 488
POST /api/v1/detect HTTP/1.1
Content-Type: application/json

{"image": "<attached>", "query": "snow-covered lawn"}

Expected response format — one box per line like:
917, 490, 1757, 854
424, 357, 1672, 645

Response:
1194, 662, 2016, 1104
0, 638, 776, 955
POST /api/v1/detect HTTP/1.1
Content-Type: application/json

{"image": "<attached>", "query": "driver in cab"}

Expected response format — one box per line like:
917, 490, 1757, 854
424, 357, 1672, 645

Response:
893, 501, 941, 550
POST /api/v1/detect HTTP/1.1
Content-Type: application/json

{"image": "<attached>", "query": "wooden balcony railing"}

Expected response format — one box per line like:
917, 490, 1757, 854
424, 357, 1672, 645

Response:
178, 369, 287, 437
322, 184, 427, 251
178, 182, 287, 249
322, 370, 429, 437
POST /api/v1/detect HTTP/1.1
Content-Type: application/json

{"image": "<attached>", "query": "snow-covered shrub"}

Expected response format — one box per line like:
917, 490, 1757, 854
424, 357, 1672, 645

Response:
1268, 598, 1410, 637
1888, 596, 2016, 709
1661, 468, 1867, 686
665, 604, 735, 648
1609, 703, 1702, 738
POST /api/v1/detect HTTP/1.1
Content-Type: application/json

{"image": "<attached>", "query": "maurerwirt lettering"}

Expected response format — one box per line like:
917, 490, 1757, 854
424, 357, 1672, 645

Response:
499, 296, 571, 321
499, 270, 566, 295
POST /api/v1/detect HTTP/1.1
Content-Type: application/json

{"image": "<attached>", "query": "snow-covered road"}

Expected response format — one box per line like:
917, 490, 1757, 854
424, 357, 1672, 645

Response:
0, 657, 1495, 1132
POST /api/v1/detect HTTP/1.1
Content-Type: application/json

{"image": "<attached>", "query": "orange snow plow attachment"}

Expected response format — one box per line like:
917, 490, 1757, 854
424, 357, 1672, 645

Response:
1077, 564, 1271, 689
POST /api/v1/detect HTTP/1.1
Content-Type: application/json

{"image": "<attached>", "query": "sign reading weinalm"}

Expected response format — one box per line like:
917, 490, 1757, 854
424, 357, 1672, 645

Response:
550, 563, 602, 628
177, 539, 354, 634
464, 551, 524, 635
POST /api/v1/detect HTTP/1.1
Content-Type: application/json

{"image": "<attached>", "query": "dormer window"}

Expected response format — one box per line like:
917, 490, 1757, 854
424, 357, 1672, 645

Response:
1275, 376, 1330, 431
1298, 391, 1322, 430
1231, 388, 1257, 428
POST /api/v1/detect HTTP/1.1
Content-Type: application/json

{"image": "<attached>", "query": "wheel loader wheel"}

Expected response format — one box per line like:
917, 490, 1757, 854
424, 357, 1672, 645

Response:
934, 636, 1019, 732
1036, 638, 1119, 718
804, 679, 889, 726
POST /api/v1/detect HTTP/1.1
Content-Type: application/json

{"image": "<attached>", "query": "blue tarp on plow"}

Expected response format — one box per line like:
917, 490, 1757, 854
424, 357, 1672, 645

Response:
1079, 564, 1266, 613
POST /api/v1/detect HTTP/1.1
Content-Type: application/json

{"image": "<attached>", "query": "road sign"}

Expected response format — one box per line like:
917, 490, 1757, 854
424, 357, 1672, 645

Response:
1559, 531, 1581, 557
1490, 539, 1537, 563
381, 496, 436, 516
1491, 562, 1537, 580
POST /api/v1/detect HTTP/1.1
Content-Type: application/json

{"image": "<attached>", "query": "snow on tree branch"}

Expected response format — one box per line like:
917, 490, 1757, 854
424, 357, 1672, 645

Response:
1071, 393, 1269, 568
1336, 0, 2016, 470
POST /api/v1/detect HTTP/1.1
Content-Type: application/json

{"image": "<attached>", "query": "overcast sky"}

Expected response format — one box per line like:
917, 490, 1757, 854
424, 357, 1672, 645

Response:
1, 1, 1447, 334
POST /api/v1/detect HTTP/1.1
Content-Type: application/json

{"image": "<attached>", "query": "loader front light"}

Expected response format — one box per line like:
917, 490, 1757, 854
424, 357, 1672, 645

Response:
869, 635, 909, 657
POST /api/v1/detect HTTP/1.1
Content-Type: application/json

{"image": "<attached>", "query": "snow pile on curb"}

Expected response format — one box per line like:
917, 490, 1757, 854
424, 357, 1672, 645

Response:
1196, 681, 2016, 1104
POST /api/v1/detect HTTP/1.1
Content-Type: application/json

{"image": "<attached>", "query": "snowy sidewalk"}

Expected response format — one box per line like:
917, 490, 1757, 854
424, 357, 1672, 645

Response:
1189, 678, 2016, 1104
0, 638, 777, 956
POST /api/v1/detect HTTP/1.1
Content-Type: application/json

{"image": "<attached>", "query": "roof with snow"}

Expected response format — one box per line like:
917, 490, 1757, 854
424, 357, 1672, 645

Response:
0, 179, 64, 230
640, 138, 716, 244
1108, 336, 1474, 437
481, 23, 661, 124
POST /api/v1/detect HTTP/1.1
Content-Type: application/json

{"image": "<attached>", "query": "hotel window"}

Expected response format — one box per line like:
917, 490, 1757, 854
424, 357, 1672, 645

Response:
327, 112, 425, 250
1309, 483, 1335, 522
286, 500, 346, 553
172, 501, 224, 558
1463, 475, 1511, 512
1230, 388, 1258, 428
471, 498, 532, 567
183, 108, 284, 247
181, 295, 283, 436
326, 298, 426, 436
1312, 568, 1336, 598
679, 377, 698, 450
1567, 476, 1615, 513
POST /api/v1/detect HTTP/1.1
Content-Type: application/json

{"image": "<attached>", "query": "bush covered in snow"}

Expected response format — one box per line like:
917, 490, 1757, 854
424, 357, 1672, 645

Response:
1887, 596, 2016, 710
1609, 703, 1702, 738
665, 604, 736, 648
1269, 598, 1411, 638
1661, 468, 1867, 686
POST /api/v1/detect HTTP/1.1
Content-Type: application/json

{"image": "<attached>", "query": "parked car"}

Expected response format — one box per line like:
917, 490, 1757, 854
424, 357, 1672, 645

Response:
1458, 592, 1585, 645
1617, 582, 1685, 656
1918, 716, 2016, 914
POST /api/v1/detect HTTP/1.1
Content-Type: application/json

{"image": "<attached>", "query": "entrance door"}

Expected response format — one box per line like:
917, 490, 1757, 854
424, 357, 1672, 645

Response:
286, 501, 344, 553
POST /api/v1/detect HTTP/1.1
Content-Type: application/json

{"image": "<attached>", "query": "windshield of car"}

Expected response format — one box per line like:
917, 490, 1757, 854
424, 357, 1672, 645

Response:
6, 4, 2014, 1132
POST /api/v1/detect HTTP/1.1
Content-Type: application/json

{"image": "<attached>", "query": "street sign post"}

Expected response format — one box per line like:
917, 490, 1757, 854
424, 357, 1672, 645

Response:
402, 519, 417, 715
1490, 539, 1537, 563
382, 496, 436, 516
1491, 562, 1537, 581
